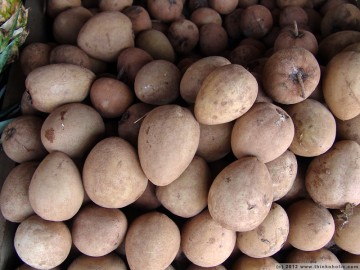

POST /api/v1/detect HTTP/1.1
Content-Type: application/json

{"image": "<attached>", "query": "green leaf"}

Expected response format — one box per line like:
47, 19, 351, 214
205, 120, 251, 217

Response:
0, 84, 6, 99
0, 34, 20, 73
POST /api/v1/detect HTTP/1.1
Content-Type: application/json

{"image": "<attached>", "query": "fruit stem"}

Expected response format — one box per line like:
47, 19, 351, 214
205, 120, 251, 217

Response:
296, 72, 306, 98
293, 21, 299, 37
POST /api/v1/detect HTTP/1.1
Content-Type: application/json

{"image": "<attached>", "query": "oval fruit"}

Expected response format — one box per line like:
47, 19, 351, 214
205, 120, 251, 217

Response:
25, 64, 95, 113
194, 64, 258, 125
125, 212, 180, 270
138, 105, 200, 186
83, 137, 148, 208
14, 215, 72, 270
208, 157, 273, 232
28, 151, 84, 221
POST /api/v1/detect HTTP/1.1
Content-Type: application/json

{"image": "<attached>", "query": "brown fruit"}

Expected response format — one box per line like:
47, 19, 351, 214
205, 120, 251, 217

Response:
231, 102, 294, 163
0, 162, 37, 223
77, 11, 134, 62
41, 103, 105, 159
147, 0, 183, 22
240, 5, 273, 39
117, 47, 153, 85
1, 116, 47, 163
14, 215, 72, 269
181, 210, 236, 267
167, 19, 199, 55
134, 60, 181, 105
262, 47, 321, 104
125, 212, 180, 270
72, 204, 127, 257
123, 5, 152, 35
199, 23, 228, 56
53, 7, 92, 45
208, 157, 273, 232
90, 77, 134, 118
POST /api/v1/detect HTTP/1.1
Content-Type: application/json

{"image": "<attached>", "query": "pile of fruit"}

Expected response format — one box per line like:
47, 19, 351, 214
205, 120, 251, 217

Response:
0, 0, 360, 269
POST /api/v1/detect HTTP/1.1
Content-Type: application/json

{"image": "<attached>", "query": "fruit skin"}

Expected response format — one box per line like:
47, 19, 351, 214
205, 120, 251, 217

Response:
0, 0, 28, 73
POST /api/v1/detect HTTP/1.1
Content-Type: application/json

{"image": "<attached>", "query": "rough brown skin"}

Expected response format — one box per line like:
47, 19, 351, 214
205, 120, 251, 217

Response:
318, 30, 360, 64
321, 3, 360, 37
68, 254, 126, 270
40, 103, 105, 158
237, 203, 289, 258
138, 105, 200, 186
53, 7, 92, 45
72, 204, 127, 257
276, 0, 308, 8
240, 5, 273, 39
1, 116, 47, 163
49, 44, 92, 70
333, 205, 360, 254
196, 121, 233, 162
305, 140, 360, 209
233, 255, 281, 270
194, 64, 258, 125
287, 199, 335, 251
208, 157, 273, 232
0, 162, 38, 223
26, 64, 95, 113
190, 7, 222, 27
337, 114, 360, 145
90, 77, 134, 118
147, 0, 183, 22
323, 51, 360, 120
99, 0, 132, 11
199, 23, 228, 56
117, 103, 155, 146
229, 44, 263, 66
286, 99, 337, 157
14, 215, 72, 269
262, 47, 321, 104
134, 60, 181, 105
279, 6, 308, 28
208, 0, 238, 15
224, 8, 244, 40
125, 212, 180, 270
286, 248, 342, 266
343, 42, 360, 53
265, 150, 297, 201
167, 19, 199, 55
83, 137, 148, 208
278, 161, 309, 205
180, 56, 231, 103
181, 210, 236, 267
135, 29, 176, 63
156, 156, 212, 218
132, 181, 162, 210
77, 11, 134, 62
47, 0, 81, 18
20, 43, 51, 76
117, 47, 153, 84
274, 22, 318, 55
231, 102, 294, 163
123, 5, 152, 34
28, 151, 84, 221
